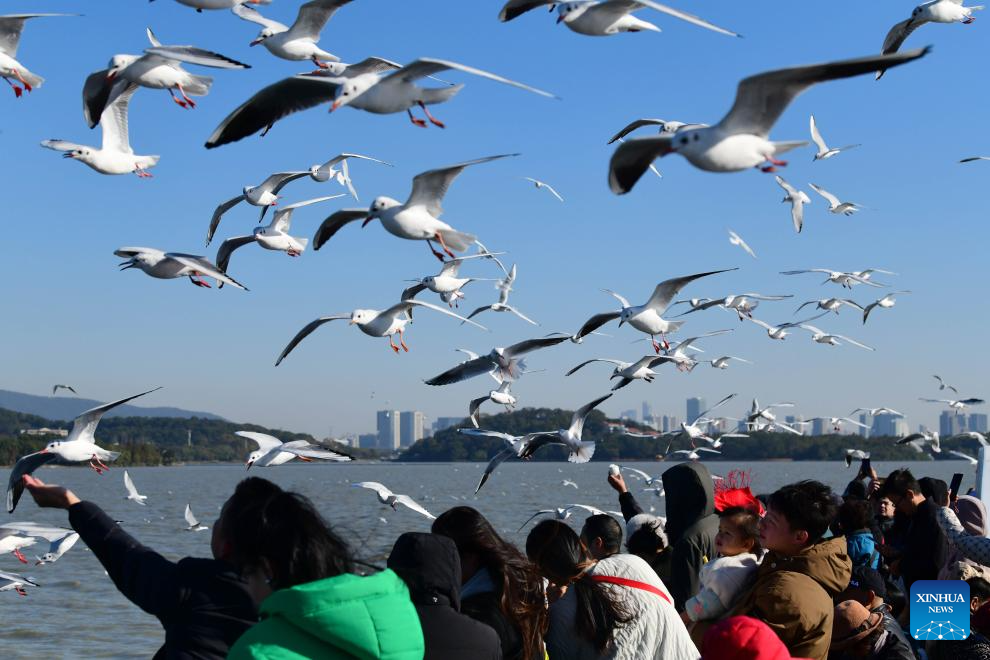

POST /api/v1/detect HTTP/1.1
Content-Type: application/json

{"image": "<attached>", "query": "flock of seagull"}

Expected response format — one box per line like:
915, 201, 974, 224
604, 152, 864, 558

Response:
3, 0, 989, 597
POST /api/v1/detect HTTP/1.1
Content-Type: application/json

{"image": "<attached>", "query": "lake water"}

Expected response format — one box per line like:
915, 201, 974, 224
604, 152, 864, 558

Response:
0, 460, 974, 658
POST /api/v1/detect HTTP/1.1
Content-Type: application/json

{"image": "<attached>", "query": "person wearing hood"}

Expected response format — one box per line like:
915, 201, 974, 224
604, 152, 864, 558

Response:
661, 462, 719, 611
222, 483, 424, 659
387, 532, 501, 660
726, 480, 851, 660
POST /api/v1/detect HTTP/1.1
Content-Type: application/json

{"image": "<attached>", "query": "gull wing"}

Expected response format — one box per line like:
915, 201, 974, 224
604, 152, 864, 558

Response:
68, 387, 162, 443
504, 305, 539, 326
274, 315, 350, 365
948, 450, 978, 466
569, 393, 613, 438
379, 58, 558, 100
284, 0, 353, 42
406, 154, 518, 217
353, 481, 393, 499
597, 0, 739, 37
144, 44, 250, 69
646, 269, 736, 314
6, 451, 58, 513
834, 334, 875, 351
313, 209, 367, 250
100, 85, 140, 154
607, 118, 679, 144
184, 503, 200, 528
498, 0, 556, 21
206, 73, 342, 148
206, 195, 245, 246
565, 358, 625, 377
425, 355, 496, 386
504, 335, 569, 359
718, 48, 930, 137
878, 18, 928, 76
575, 311, 621, 340
215, 235, 256, 275
809, 114, 828, 153
0, 14, 75, 59
384, 300, 487, 331
393, 494, 435, 519
809, 183, 841, 208
279, 443, 351, 461
82, 69, 114, 129
231, 3, 287, 31
123, 470, 145, 503
468, 396, 489, 428
167, 254, 248, 290
271, 194, 342, 232
476, 446, 517, 493
234, 431, 283, 453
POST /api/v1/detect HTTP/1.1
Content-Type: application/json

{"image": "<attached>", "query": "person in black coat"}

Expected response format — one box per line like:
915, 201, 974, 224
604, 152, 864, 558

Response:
879, 469, 948, 592
388, 532, 502, 660
21, 474, 282, 660
660, 462, 718, 611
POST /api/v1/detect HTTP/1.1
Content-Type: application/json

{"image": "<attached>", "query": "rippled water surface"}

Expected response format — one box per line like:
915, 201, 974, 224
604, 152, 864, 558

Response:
0, 460, 972, 658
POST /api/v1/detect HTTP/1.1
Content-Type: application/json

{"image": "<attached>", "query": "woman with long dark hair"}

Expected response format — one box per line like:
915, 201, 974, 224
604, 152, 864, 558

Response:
432, 506, 547, 660
526, 519, 699, 660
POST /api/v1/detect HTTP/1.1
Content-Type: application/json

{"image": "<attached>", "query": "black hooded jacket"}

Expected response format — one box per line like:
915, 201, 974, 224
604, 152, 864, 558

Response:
388, 532, 502, 660
68, 501, 257, 660
661, 461, 718, 611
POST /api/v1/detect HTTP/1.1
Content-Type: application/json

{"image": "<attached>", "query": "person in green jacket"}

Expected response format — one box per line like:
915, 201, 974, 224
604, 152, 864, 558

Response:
224, 480, 424, 660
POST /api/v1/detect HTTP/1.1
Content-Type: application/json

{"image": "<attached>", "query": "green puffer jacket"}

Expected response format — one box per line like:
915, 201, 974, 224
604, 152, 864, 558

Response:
228, 569, 425, 660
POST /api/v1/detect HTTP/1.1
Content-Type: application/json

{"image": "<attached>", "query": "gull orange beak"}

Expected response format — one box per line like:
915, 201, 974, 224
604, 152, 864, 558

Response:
330, 100, 341, 112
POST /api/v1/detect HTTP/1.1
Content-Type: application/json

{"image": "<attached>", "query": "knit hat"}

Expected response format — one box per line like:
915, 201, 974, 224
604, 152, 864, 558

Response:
625, 513, 667, 547
831, 600, 883, 650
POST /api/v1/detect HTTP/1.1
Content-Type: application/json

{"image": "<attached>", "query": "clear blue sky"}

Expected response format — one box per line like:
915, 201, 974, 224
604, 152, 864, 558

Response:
2, 0, 987, 437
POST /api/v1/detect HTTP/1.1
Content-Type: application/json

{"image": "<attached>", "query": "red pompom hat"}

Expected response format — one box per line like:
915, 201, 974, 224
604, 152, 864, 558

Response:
713, 470, 765, 516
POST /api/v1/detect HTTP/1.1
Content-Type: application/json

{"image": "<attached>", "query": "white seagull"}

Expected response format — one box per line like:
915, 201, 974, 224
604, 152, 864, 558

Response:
862, 291, 911, 324
898, 430, 941, 454
0, 571, 39, 597
401, 254, 502, 310
949, 450, 978, 466
468, 381, 517, 427
960, 156, 990, 163
668, 446, 721, 462
798, 324, 875, 351
313, 154, 516, 261
303, 152, 393, 202
619, 466, 663, 488
844, 449, 870, 467
675, 293, 792, 321
850, 407, 903, 417
920, 397, 986, 412
82, 28, 249, 124
774, 175, 812, 233
948, 432, 989, 447
876, 1, 982, 79
459, 429, 536, 492
215, 195, 342, 278
232, 0, 352, 67
52, 384, 77, 396
42, 87, 159, 177
206, 57, 557, 146
123, 471, 148, 505
668, 394, 738, 443
152, 0, 272, 11
809, 183, 862, 216
465, 265, 539, 326
573, 269, 735, 351
933, 374, 960, 394
353, 482, 435, 519
745, 313, 826, 341
810, 417, 869, 433
809, 115, 860, 161
276, 299, 485, 364
561, 479, 579, 489
566, 355, 674, 390
184, 504, 209, 531
425, 335, 569, 386
727, 229, 756, 259
0, 13, 75, 97
116, 247, 248, 290
523, 177, 564, 202
779, 268, 889, 289
237, 431, 351, 468
794, 298, 864, 316
702, 355, 752, 370
498, 0, 739, 38
6, 387, 162, 513
0, 523, 79, 565
0, 529, 35, 564
518, 393, 614, 463
207, 171, 315, 246
608, 48, 929, 192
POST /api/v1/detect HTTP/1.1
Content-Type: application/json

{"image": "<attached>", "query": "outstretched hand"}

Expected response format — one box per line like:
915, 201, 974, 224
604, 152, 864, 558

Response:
607, 473, 628, 494
22, 474, 80, 509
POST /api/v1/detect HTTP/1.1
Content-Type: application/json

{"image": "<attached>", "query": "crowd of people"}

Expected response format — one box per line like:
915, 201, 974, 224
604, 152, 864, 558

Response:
16, 460, 990, 660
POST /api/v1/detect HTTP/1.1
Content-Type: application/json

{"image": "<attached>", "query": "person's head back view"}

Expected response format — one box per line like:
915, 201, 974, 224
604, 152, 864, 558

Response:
215, 477, 353, 602
432, 506, 546, 660
526, 519, 630, 654
581, 514, 623, 559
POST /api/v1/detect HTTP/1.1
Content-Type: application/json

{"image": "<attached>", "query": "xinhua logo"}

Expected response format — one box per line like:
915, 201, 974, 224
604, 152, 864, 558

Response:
910, 580, 970, 641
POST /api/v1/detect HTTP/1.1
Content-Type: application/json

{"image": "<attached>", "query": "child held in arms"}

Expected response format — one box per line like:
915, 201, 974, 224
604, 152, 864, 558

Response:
682, 471, 763, 627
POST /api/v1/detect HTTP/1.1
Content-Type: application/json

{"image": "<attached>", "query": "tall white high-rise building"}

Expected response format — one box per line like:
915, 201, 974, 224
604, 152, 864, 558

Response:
399, 411, 425, 448
376, 410, 400, 450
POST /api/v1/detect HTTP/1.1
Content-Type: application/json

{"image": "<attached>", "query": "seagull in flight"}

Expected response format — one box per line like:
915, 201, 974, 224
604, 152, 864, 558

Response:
798, 324, 875, 350
845, 449, 870, 468
960, 156, 990, 163
206, 171, 315, 246
608, 48, 929, 192
184, 504, 209, 531
312, 155, 516, 262
468, 381, 517, 427
353, 482, 435, 519
459, 429, 536, 492
498, 0, 740, 38
275, 298, 485, 364
862, 291, 910, 324
948, 432, 989, 447
232, 0, 352, 67
0, 13, 76, 97
123, 471, 147, 505
7, 388, 161, 512
774, 176, 812, 233
850, 406, 902, 417
933, 374, 959, 395
920, 397, 985, 412
898, 430, 941, 454
573, 269, 735, 351
425, 335, 569, 386
675, 293, 791, 321
745, 313, 826, 340
402, 253, 502, 310
809, 115, 860, 161
780, 268, 890, 289
727, 229, 756, 259
700, 355, 752, 370
523, 177, 564, 202
519, 394, 614, 463
51, 385, 77, 396
809, 183, 862, 216
115, 247, 248, 290
875, 1, 982, 80
794, 298, 864, 316
464, 264, 539, 326
238, 431, 350, 468
668, 446, 722, 462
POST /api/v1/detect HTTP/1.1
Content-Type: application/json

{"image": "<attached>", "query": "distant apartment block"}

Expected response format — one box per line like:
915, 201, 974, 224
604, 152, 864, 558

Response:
399, 411, 426, 447
19, 427, 68, 437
